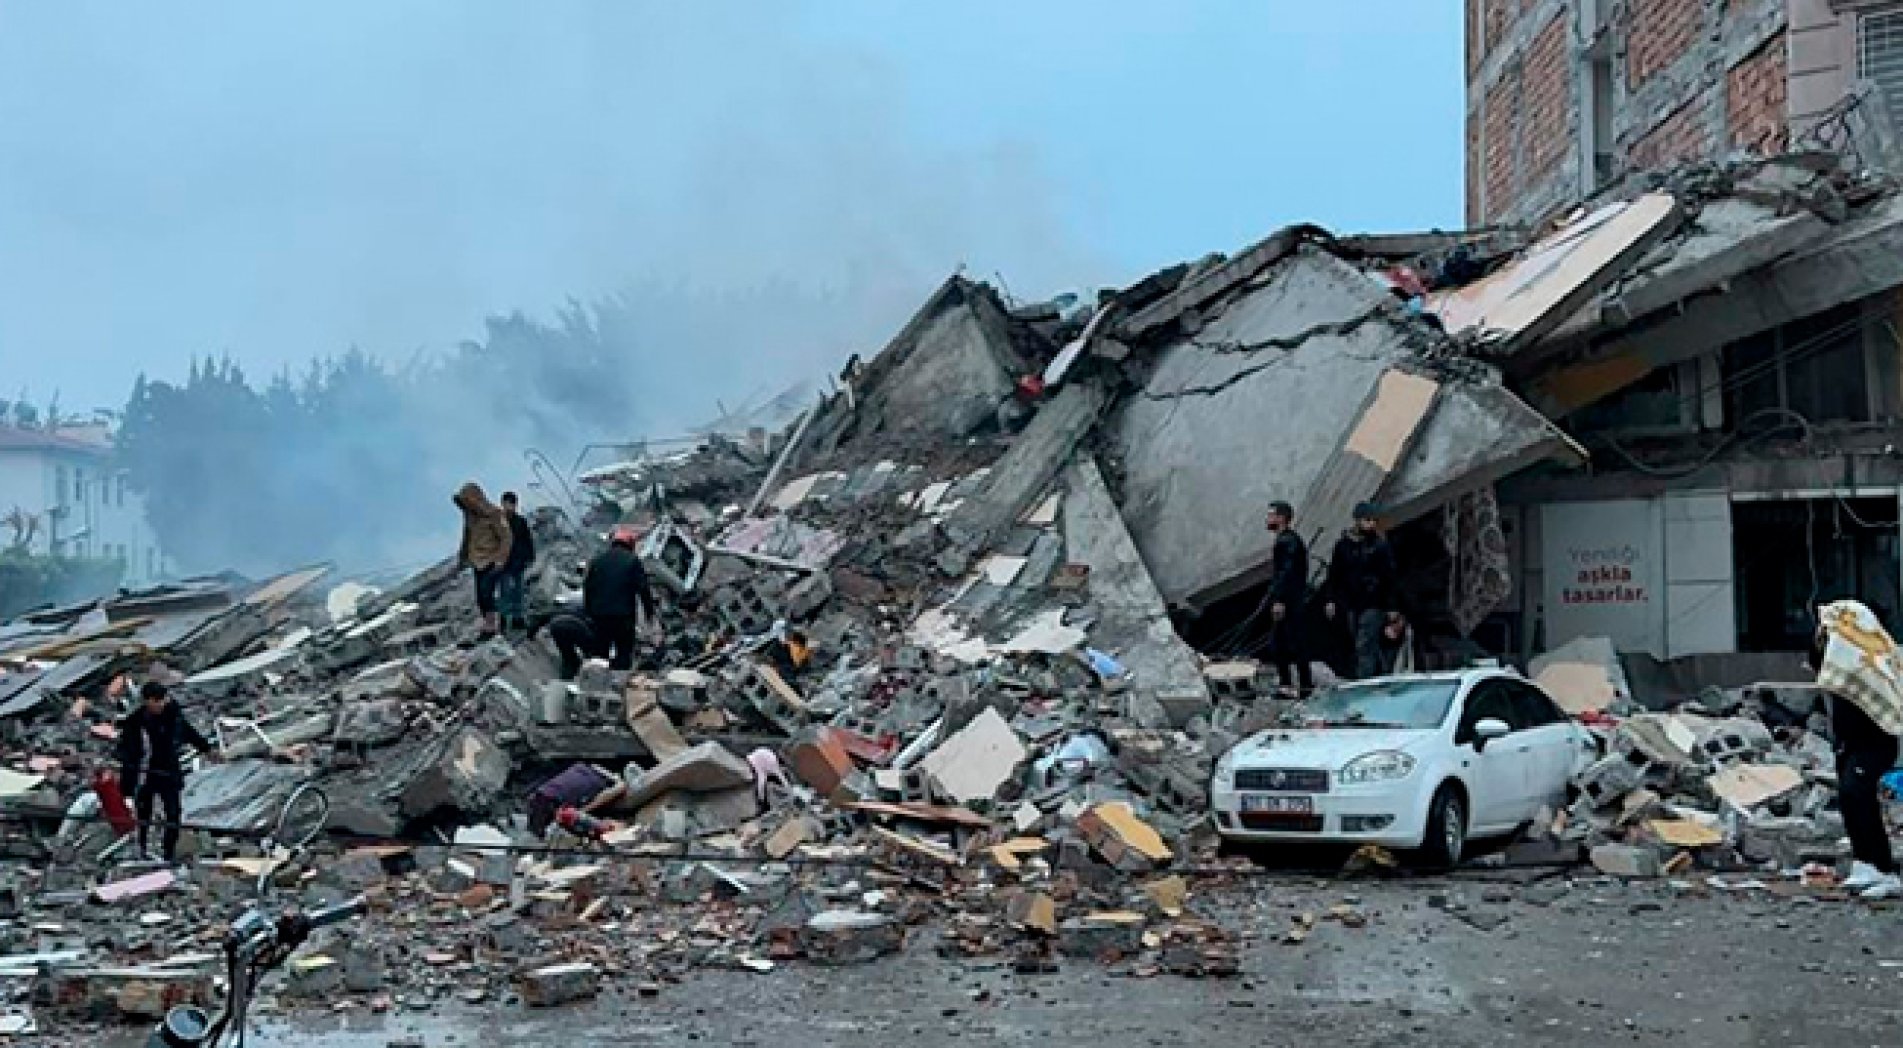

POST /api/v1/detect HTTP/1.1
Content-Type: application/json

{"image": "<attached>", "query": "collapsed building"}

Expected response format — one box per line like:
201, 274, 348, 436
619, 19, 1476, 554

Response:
0, 149, 1901, 1033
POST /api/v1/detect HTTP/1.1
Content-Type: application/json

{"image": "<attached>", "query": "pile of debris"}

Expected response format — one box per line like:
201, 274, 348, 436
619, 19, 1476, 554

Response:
4, 150, 1899, 1036
1548, 679, 1857, 884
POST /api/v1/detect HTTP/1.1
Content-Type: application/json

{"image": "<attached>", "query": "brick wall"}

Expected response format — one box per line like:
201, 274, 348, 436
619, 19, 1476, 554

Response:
1483, 69, 1521, 220
1726, 30, 1788, 154
1627, 0, 1702, 89
1627, 96, 1710, 170
1467, 112, 1484, 224
1523, 15, 1572, 181
1485, 0, 1518, 60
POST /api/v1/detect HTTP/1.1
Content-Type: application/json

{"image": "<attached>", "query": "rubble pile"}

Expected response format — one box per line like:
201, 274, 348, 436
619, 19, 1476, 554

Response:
1550, 682, 1859, 883
1, 151, 1897, 1037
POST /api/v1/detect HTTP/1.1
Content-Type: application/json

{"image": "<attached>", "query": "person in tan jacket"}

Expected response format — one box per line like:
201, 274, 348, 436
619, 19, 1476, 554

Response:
453, 481, 513, 636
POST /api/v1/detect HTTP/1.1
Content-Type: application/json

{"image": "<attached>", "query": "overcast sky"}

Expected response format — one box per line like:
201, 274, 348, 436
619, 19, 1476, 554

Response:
0, 2, 1463, 417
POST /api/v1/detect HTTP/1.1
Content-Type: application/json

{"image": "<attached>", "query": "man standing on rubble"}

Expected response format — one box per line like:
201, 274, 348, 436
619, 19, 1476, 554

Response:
453, 482, 512, 637
570, 526, 662, 673
1811, 607, 1903, 899
117, 681, 217, 864
1263, 501, 1314, 695
497, 491, 536, 634
1324, 502, 1401, 680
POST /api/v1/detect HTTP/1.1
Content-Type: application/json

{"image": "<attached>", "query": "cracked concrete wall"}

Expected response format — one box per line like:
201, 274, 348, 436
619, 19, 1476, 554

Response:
851, 278, 1022, 442
1108, 246, 1410, 610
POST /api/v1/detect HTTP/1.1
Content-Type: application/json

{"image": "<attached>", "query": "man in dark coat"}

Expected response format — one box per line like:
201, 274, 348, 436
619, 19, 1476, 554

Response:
116, 681, 217, 863
1325, 502, 1402, 680
1264, 500, 1314, 694
497, 491, 536, 633
550, 527, 664, 678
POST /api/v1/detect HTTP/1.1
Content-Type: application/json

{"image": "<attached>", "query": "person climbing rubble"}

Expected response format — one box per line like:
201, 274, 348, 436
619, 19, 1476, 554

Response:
497, 490, 536, 634
549, 526, 664, 679
1811, 601, 1903, 899
1263, 500, 1313, 695
453, 481, 513, 637
116, 681, 218, 864
1324, 502, 1401, 680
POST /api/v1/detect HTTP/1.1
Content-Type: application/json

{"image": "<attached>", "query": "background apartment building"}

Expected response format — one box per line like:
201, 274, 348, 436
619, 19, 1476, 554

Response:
1467, 0, 1903, 225
0, 424, 167, 588
1465, 1, 1903, 673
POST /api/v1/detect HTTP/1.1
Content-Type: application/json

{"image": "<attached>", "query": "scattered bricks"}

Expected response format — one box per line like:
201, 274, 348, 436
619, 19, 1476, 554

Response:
34, 968, 215, 1022
1590, 844, 1662, 878
801, 910, 904, 965
1576, 752, 1648, 809
1076, 802, 1172, 872
518, 962, 601, 1007
786, 727, 855, 797
285, 955, 344, 998
1057, 912, 1145, 960
458, 884, 497, 910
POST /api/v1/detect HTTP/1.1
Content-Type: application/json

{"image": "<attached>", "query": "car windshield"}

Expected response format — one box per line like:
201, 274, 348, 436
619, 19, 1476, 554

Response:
1303, 678, 1460, 729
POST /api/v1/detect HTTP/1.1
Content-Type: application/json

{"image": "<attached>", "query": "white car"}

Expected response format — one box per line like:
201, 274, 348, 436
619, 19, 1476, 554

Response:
1209, 668, 1598, 866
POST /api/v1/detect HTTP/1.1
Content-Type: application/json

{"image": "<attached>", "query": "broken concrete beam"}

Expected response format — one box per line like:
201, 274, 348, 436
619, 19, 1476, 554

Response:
518, 962, 601, 1007
332, 698, 409, 748
801, 910, 903, 965
916, 706, 1026, 805
942, 384, 1107, 555
398, 726, 511, 820
624, 742, 754, 809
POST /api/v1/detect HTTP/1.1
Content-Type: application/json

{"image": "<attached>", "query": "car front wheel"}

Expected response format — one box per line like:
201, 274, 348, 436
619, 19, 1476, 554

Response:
1417, 784, 1466, 870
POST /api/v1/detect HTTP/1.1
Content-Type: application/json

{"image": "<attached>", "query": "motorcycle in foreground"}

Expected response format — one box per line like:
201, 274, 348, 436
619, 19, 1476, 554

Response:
145, 895, 366, 1048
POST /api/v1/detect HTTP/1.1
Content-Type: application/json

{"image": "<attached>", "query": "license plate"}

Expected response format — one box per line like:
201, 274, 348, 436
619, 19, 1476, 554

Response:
1241, 794, 1313, 814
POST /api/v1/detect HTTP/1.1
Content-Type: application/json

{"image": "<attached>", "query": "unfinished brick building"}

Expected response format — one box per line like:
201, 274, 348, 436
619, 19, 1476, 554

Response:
1467, 0, 1903, 225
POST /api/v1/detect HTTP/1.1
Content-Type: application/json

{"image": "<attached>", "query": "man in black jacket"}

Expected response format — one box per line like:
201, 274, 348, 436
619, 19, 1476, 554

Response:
497, 492, 536, 633
1325, 502, 1401, 680
117, 681, 217, 863
1264, 500, 1313, 694
550, 527, 665, 677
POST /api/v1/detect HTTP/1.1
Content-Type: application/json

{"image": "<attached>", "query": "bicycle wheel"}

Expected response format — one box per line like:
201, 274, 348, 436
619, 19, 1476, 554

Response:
272, 783, 331, 851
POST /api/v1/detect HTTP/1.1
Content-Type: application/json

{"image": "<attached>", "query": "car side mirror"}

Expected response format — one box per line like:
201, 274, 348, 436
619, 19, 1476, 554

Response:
1472, 718, 1511, 752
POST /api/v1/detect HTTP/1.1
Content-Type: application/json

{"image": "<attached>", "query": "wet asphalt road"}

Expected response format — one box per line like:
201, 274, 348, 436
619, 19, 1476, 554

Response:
68, 870, 1903, 1048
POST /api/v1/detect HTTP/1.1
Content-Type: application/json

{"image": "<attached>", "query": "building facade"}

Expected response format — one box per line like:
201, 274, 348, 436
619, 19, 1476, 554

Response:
1466, 0, 1903, 227
0, 426, 168, 587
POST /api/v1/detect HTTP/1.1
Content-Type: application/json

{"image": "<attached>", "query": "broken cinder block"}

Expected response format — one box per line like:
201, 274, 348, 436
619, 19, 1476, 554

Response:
518, 962, 601, 1007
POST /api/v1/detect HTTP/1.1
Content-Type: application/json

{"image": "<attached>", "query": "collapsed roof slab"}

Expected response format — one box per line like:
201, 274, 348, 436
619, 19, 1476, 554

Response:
1526, 190, 1903, 418
1109, 246, 1427, 611
1110, 244, 1582, 612
830, 276, 1025, 444
1428, 193, 1682, 359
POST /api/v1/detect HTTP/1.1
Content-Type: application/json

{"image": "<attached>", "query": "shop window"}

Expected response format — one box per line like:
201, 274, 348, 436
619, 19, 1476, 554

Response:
1861, 9, 1903, 137
1734, 497, 1899, 651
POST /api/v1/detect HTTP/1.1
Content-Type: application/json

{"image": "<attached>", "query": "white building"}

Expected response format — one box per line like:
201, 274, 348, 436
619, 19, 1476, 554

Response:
0, 425, 168, 588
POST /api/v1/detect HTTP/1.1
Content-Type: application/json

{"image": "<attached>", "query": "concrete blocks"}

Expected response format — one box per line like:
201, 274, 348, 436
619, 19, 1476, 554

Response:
1576, 752, 1649, 809
783, 572, 834, 621
518, 962, 601, 1007
786, 727, 855, 798
801, 910, 903, 965
1589, 843, 1661, 878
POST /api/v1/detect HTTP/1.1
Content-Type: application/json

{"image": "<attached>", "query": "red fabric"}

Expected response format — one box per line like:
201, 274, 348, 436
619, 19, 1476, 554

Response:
92, 769, 136, 836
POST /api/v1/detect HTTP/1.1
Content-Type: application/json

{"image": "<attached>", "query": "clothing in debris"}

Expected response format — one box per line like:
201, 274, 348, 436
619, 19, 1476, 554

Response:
1326, 529, 1400, 678
116, 700, 214, 862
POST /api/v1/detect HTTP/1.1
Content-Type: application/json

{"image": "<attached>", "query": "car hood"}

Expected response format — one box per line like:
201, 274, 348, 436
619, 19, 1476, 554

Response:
1228, 727, 1439, 770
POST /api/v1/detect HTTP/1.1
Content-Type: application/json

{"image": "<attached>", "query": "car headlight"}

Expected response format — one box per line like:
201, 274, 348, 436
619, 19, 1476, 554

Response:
1338, 751, 1416, 785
